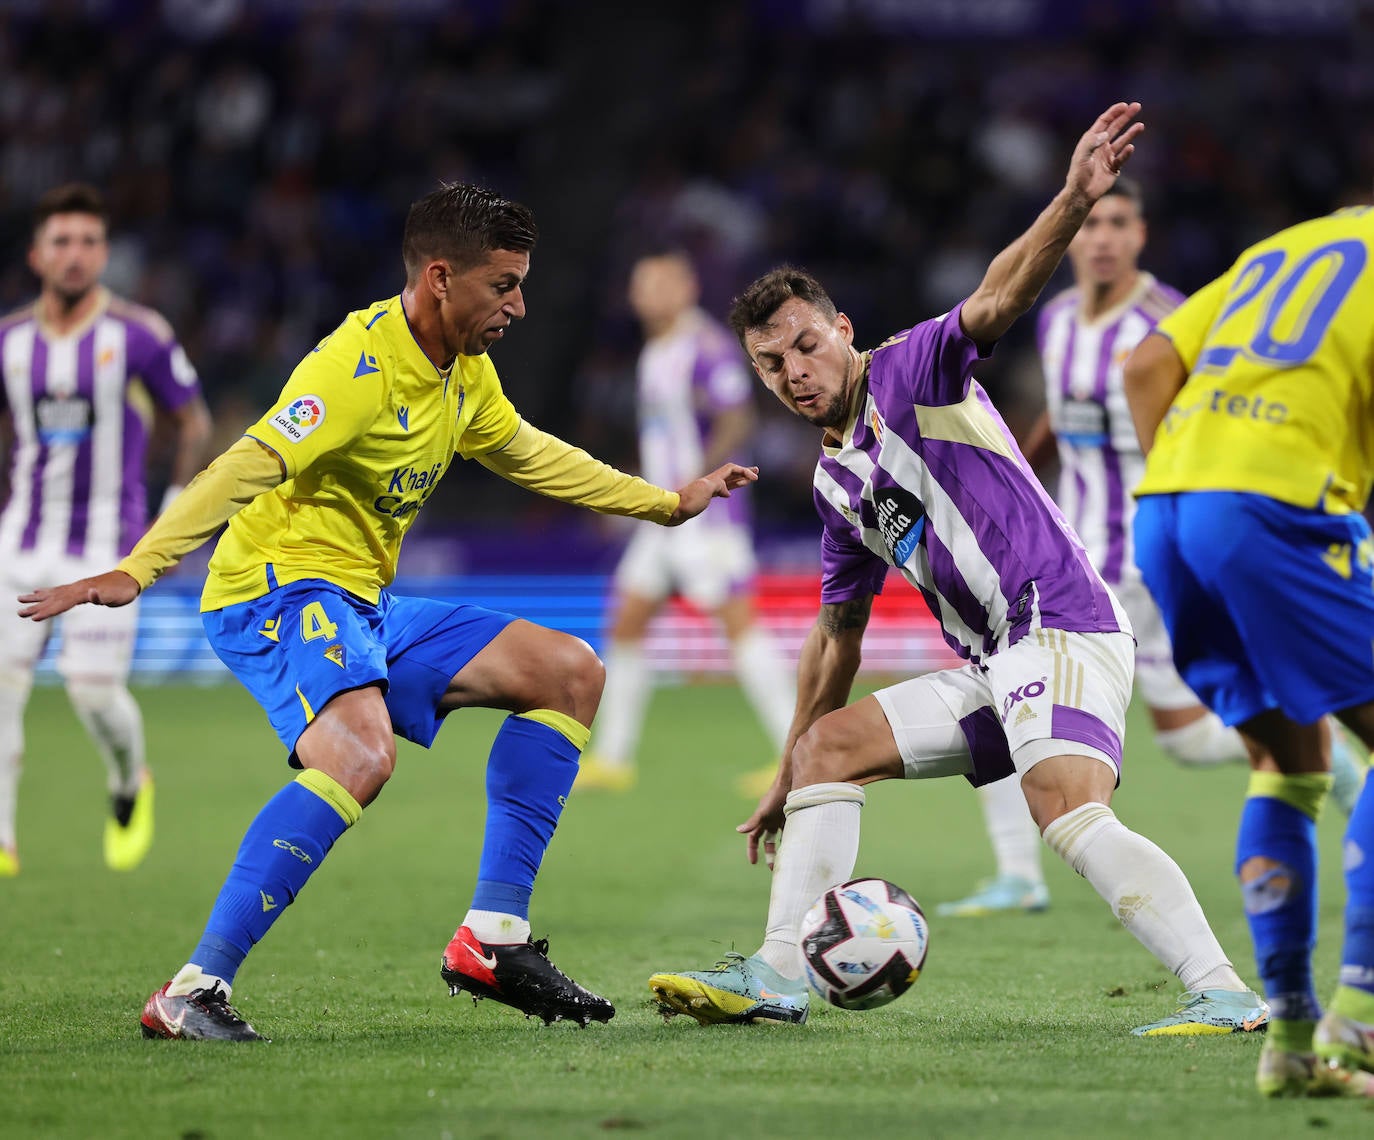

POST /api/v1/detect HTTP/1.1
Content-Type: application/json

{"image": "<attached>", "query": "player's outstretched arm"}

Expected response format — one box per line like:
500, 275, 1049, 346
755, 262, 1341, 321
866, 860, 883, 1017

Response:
738, 595, 873, 867
479, 419, 757, 524
18, 570, 141, 621
960, 102, 1144, 346
666, 462, 759, 525
16, 436, 284, 622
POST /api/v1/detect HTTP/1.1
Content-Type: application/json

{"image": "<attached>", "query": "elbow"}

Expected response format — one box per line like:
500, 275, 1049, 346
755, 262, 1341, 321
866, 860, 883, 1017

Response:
961, 289, 1023, 347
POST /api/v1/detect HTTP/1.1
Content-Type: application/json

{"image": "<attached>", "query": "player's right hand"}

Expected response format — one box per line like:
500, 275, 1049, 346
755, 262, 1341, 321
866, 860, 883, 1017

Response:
18, 570, 141, 621
738, 781, 788, 869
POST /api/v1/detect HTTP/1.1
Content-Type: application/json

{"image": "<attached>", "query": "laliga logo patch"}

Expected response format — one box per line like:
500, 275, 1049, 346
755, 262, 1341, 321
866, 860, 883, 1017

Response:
869, 409, 884, 445
270, 395, 326, 443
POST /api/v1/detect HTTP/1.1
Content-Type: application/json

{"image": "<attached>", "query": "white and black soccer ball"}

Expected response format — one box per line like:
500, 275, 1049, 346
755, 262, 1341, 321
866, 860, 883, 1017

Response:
800, 878, 929, 1011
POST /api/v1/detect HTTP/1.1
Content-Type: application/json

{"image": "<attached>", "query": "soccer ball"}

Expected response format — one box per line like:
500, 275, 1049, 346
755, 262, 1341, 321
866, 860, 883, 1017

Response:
800, 878, 929, 1010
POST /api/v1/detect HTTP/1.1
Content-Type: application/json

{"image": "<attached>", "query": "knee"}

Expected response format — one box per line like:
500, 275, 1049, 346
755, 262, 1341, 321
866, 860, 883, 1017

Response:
791, 714, 858, 787
1020, 757, 1115, 831
542, 634, 605, 715
320, 716, 396, 805
339, 733, 396, 805
65, 678, 121, 703
64, 679, 131, 721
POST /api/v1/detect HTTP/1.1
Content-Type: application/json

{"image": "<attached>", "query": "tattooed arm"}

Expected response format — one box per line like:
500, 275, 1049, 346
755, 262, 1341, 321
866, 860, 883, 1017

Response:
737, 594, 876, 864
787, 595, 875, 750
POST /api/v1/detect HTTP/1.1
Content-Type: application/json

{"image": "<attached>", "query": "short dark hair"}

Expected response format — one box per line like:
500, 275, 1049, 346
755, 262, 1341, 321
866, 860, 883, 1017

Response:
33, 183, 108, 235
1102, 176, 1144, 215
402, 182, 538, 282
728, 265, 838, 347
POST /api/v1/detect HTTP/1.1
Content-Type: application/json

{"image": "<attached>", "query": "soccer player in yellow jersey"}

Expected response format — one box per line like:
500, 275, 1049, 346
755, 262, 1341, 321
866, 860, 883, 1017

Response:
1126, 205, 1374, 1097
17, 183, 757, 1040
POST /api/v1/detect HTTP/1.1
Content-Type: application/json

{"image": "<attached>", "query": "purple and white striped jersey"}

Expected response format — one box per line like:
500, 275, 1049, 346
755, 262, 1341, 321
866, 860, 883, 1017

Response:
813, 301, 1129, 665
0, 288, 201, 562
1035, 273, 1182, 584
637, 308, 752, 525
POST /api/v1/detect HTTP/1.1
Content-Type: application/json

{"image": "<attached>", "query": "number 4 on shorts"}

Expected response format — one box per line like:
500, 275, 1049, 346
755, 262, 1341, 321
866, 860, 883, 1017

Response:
299, 601, 339, 643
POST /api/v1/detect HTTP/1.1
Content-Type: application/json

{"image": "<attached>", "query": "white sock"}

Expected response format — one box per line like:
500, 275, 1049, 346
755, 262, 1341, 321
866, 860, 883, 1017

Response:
65, 681, 145, 798
0, 677, 29, 852
461, 909, 531, 945
977, 774, 1045, 884
757, 782, 865, 980
1155, 714, 1247, 767
1043, 802, 1246, 993
731, 627, 796, 750
588, 642, 650, 769
166, 962, 229, 998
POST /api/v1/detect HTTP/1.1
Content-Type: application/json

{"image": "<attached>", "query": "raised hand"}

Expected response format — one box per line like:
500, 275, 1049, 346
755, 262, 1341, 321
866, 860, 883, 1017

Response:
17, 570, 141, 622
1065, 102, 1144, 205
668, 462, 759, 526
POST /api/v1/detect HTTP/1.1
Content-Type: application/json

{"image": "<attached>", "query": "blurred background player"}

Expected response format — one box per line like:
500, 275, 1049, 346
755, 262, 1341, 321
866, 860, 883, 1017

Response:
0, 183, 211, 876
577, 250, 795, 793
1128, 202, 1374, 1097
940, 178, 1367, 918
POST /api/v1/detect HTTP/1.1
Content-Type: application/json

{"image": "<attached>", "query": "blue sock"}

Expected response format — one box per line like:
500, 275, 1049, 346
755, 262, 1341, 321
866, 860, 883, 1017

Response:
1341, 777, 1374, 996
470, 714, 582, 920
1237, 792, 1320, 1021
190, 772, 360, 986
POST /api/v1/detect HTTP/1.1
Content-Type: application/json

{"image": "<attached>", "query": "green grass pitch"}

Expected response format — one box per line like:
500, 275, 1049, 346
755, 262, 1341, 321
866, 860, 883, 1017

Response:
1, 682, 1369, 1138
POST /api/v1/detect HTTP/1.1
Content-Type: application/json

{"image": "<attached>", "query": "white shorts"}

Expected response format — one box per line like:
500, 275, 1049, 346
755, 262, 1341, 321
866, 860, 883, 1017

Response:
873, 629, 1134, 786
1113, 574, 1201, 711
0, 551, 139, 683
613, 517, 756, 611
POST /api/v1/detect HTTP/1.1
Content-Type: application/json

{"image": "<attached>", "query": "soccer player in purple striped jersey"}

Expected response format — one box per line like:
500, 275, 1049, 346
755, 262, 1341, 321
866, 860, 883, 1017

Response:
649, 103, 1267, 1038
942, 181, 1366, 919
577, 251, 796, 794
0, 184, 211, 877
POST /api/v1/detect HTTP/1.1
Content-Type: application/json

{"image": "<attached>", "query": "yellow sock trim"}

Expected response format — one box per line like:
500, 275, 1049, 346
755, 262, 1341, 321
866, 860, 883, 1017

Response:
296, 769, 363, 827
1330, 984, 1374, 1025
517, 708, 591, 751
1246, 771, 1333, 822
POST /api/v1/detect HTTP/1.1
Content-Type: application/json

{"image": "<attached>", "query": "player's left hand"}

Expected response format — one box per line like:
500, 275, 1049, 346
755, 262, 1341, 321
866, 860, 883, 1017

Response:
17, 570, 141, 622
1065, 101, 1144, 204
667, 463, 759, 525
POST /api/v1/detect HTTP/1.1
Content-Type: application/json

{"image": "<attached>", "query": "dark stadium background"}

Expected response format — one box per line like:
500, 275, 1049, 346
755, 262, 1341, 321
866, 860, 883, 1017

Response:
2, 0, 1371, 675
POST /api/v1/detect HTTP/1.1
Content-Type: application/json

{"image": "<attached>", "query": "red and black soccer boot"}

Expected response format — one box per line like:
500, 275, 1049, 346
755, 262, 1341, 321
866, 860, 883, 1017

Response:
440, 925, 614, 1027
140, 980, 263, 1041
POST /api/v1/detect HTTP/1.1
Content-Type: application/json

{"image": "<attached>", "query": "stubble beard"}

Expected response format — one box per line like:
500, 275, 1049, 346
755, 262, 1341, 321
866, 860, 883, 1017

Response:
808, 350, 857, 430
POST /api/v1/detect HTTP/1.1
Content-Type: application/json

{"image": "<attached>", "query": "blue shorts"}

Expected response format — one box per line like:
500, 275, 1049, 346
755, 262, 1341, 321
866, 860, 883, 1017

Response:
1133, 491, 1374, 726
203, 579, 516, 761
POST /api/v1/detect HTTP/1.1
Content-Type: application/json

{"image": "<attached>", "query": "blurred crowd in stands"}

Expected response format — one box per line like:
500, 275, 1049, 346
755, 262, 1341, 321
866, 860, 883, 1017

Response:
1, 0, 1372, 553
